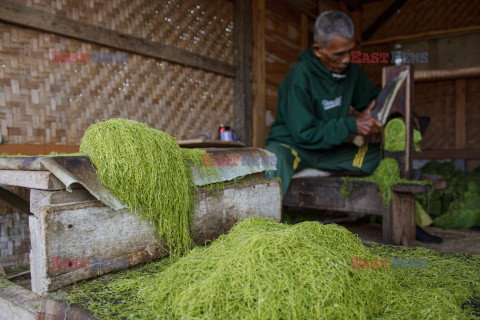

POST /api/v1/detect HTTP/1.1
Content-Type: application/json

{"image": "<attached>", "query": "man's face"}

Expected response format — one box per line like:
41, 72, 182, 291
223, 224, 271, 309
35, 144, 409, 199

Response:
313, 36, 355, 74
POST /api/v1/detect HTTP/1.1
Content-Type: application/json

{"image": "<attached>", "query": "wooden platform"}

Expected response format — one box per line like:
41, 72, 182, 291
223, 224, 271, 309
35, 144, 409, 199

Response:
0, 151, 282, 297
284, 176, 445, 246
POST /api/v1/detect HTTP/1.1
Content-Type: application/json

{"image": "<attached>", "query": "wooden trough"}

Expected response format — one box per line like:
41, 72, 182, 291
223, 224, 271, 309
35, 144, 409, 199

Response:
0, 148, 282, 319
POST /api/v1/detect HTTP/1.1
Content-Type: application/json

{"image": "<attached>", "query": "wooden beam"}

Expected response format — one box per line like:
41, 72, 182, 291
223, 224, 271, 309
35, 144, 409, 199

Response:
0, 144, 79, 155
339, 0, 362, 12
361, 0, 407, 42
252, 0, 267, 148
0, 0, 236, 78
415, 66, 480, 82
362, 25, 480, 46
455, 79, 467, 150
284, 0, 317, 19
413, 149, 480, 160
0, 187, 30, 214
0, 170, 65, 190
233, 0, 253, 145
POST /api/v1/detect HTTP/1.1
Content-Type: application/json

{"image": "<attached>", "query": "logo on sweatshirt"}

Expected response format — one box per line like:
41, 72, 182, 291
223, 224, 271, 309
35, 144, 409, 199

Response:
322, 96, 342, 111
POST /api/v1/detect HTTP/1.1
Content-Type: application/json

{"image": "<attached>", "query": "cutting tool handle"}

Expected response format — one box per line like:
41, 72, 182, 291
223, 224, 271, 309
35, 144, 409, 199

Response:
352, 135, 365, 147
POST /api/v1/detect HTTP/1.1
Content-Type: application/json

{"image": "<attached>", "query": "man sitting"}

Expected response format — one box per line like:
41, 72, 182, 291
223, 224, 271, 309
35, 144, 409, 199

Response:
265, 10, 382, 198
265, 10, 442, 244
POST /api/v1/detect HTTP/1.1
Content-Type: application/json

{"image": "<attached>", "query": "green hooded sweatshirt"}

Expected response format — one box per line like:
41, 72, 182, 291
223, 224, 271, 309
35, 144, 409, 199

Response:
265, 48, 379, 150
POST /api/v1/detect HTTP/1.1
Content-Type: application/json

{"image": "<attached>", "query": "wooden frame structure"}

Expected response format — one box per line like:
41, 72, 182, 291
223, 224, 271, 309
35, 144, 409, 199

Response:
0, 149, 282, 296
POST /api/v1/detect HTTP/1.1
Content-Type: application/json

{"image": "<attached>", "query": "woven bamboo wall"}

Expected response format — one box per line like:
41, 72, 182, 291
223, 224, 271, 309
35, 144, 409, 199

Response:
415, 80, 456, 150
11, 0, 234, 63
0, 212, 30, 269
0, 0, 234, 145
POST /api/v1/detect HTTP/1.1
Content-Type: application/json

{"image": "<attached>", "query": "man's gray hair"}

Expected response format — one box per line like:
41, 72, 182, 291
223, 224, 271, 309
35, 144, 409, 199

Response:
314, 11, 354, 47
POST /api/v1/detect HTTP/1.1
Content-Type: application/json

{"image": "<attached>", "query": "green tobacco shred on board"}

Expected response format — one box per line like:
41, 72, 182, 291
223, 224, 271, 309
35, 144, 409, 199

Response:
79, 118, 217, 255
341, 158, 429, 208
384, 117, 422, 152
67, 217, 480, 320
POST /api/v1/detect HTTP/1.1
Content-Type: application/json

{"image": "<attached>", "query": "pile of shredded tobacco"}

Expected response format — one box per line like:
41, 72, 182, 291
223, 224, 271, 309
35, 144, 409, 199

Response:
67, 217, 480, 319
80, 118, 214, 255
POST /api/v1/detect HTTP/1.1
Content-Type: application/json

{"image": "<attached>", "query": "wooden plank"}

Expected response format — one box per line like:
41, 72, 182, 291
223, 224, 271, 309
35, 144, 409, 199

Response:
455, 78, 467, 150
284, 0, 317, 19
0, 144, 79, 156
30, 188, 95, 217
0, 280, 93, 320
266, 9, 301, 42
361, 0, 407, 42
0, 170, 65, 190
0, 187, 30, 214
0, 0, 235, 78
177, 139, 246, 148
283, 178, 386, 216
0, 281, 44, 320
233, 0, 253, 145
415, 67, 480, 82
29, 178, 281, 295
362, 25, 480, 46
413, 148, 480, 160
253, 0, 267, 148
266, 0, 302, 25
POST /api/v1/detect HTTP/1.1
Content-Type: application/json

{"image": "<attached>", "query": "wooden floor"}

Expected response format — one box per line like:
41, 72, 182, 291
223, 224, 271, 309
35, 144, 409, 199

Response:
344, 222, 480, 255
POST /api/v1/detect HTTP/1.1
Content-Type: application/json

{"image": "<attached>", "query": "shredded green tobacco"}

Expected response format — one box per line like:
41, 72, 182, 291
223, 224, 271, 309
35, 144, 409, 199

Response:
79, 118, 215, 255
67, 218, 480, 319
384, 118, 422, 152
341, 158, 428, 208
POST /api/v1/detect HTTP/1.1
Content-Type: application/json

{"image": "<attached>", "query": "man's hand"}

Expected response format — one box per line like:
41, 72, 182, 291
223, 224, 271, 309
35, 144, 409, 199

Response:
355, 100, 383, 135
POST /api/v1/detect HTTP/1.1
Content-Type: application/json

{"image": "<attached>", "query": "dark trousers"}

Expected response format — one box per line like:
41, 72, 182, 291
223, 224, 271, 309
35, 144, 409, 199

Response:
265, 142, 381, 198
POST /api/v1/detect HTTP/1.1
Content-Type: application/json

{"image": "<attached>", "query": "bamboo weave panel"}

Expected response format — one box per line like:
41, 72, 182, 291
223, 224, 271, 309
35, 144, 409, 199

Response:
10, 0, 234, 63
0, 212, 30, 268
0, 23, 234, 145
0, 186, 30, 268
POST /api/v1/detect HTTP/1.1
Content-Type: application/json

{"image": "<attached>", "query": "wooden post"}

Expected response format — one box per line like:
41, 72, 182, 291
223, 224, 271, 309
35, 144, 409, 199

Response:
352, 10, 362, 48
386, 191, 416, 246
252, 0, 266, 147
404, 64, 414, 179
382, 64, 414, 179
234, 0, 253, 146
455, 78, 467, 150
301, 13, 309, 50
